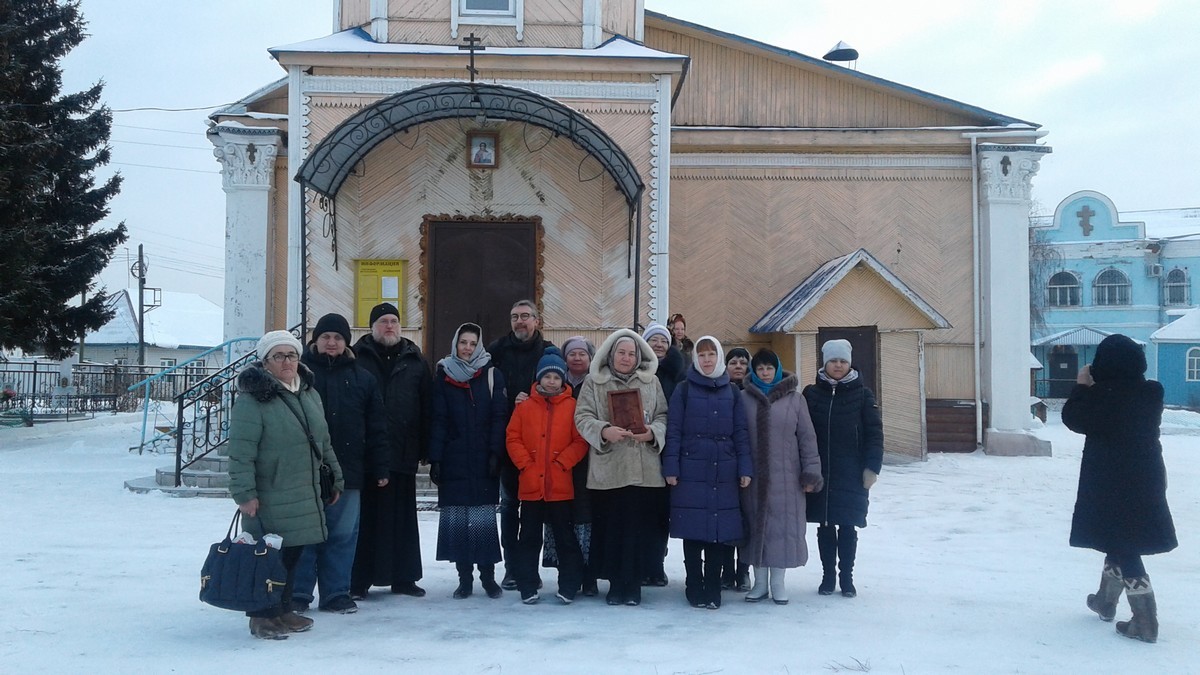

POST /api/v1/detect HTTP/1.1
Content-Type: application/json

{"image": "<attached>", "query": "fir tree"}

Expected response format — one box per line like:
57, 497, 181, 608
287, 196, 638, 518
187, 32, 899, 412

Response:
0, 0, 126, 358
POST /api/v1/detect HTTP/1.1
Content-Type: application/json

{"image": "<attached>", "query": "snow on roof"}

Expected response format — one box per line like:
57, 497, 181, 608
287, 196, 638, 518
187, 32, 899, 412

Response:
1123, 207, 1200, 240
1033, 326, 1146, 347
86, 290, 223, 349
1152, 307, 1200, 343
270, 28, 686, 61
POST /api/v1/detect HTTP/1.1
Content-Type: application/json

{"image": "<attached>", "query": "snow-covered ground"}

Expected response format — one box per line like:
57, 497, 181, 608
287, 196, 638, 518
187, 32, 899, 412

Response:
1, 412, 1196, 673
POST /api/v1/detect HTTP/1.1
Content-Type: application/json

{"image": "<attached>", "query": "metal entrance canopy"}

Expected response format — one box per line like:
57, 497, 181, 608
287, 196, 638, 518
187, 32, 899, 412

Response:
295, 81, 645, 208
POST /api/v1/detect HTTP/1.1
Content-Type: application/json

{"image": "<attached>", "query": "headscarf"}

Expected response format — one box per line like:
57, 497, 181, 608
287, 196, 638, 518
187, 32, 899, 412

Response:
437, 323, 491, 383
1091, 333, 1146, 382
691, 335, 727, 379
562, 335, 594, 388
748, 350, 783, 395
608, 336, 639, 383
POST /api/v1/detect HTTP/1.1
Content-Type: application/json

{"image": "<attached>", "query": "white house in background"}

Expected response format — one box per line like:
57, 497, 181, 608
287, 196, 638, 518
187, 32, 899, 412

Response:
82, 289, 224, 367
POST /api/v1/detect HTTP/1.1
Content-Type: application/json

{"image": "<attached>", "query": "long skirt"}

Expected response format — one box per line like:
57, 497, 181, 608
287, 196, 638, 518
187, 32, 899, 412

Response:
591, 486, 659, 591
436, 505, 502, 565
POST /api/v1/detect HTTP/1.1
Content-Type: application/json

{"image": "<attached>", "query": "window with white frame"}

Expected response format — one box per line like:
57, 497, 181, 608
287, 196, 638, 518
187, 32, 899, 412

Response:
1188, 348, 1200, 382
462, 0, 513, 14
160, 358, 177, 368
1093, 268, 1131, 306
1164, 268, 1189, 306
1047, 271, 1081, 307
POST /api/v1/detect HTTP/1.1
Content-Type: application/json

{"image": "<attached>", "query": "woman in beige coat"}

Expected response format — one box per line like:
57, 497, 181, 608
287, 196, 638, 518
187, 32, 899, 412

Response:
574, 329, 669, 606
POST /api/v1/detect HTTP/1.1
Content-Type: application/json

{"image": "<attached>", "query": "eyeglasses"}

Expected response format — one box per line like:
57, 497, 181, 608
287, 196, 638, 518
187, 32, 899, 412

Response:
269, 353, 299, 363
510, 312, 536, 321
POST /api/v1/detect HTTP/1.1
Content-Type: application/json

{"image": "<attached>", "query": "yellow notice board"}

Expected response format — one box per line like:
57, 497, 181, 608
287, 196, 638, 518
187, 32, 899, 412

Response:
355, 260, 406, 328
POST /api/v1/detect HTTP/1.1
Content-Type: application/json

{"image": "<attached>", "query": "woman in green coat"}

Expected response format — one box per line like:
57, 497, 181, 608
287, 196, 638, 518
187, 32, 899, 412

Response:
228, 330, 344, 640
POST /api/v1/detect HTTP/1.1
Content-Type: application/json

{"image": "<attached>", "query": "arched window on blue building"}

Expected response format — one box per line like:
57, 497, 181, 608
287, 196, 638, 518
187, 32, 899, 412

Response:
1188, 348, 1200, 382
1165, 268, 1190, 306
1047, 271, 1081, 307
1093, 268, 1131, 306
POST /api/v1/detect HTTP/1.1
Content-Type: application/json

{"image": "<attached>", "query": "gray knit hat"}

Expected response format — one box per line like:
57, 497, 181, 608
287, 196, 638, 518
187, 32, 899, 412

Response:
821, 339, 852, 365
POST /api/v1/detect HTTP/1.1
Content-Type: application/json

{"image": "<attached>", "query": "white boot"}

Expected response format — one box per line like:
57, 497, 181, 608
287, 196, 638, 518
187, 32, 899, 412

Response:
769, 567, 788, 605
745, 566, 769, 602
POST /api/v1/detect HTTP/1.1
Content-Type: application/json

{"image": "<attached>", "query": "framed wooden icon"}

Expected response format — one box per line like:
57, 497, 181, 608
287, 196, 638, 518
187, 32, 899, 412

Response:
607, 389, 647, 434
467, 131, 499, 169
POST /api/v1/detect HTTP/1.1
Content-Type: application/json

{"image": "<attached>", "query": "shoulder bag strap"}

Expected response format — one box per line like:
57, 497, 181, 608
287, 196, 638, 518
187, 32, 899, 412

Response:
281, 394, 323, 463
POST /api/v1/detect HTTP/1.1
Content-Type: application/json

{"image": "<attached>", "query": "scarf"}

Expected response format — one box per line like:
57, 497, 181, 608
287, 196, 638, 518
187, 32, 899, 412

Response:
748, 356, 783, 396
818, 367, 859, 387
536, 383, 563, 398
567, 371, 587, 389
437, 324, 492, 383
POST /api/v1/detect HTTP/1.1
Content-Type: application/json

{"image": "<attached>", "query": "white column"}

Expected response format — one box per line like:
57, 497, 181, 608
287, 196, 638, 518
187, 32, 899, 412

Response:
287, 66, 305, 329
978, 143, 1052, 456
210, 123, 283, 349
650, 73, 672, 324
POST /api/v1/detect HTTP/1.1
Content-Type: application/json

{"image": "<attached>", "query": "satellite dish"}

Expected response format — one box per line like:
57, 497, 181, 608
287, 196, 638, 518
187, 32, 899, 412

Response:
823, 40, 859, 64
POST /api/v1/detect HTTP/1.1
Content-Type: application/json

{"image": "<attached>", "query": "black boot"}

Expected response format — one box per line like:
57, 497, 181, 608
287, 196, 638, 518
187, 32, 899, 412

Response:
703, 551, 723, 609
684, 552, 705, 608
453, 563, 474, 599
817, 525, 837, 595
837, 527, 858, 598
1116, 576, 1158, 643
1087, 561, 1123, 621
720, 545, 737, 590
478, 564, 503, 599
735, 562, 751, 592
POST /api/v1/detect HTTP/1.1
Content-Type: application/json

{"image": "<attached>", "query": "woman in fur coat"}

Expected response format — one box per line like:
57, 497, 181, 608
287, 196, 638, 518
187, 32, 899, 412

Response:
739, 348, 822, 605
574, 329, 669, 606
1062, 333, 1176, 643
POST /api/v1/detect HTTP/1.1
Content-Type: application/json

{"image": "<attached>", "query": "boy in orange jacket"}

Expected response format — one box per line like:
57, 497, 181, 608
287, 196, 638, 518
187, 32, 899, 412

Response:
506, 347, 589, 604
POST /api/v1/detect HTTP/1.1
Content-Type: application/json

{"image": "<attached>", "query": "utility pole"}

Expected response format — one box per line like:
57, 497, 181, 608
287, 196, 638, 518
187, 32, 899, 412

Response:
132, 244, 148, 366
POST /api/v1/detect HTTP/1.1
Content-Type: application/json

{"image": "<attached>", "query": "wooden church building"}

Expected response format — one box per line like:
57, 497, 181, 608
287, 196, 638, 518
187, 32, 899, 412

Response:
209, 0, 1053, 459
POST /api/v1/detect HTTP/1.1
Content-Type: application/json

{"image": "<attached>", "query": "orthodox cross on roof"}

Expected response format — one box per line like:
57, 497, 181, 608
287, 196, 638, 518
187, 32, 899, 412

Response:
1077, 204, 1095, 236
458, 33, 485, 83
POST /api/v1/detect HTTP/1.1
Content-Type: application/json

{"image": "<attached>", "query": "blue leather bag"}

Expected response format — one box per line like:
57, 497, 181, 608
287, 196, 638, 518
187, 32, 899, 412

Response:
199, 510, 287, 612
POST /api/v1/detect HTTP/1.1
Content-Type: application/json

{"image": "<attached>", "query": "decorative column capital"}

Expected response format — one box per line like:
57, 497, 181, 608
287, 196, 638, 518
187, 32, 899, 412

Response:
978, 144, 1051, 204
209, 122, 284, 191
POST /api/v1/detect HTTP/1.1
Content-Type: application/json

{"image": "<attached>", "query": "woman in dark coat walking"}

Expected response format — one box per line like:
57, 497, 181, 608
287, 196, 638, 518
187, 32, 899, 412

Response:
1062, 333, 1176, 643
804, 340, 883, 598
429, 323, 508, 599
663, 337, 752, 609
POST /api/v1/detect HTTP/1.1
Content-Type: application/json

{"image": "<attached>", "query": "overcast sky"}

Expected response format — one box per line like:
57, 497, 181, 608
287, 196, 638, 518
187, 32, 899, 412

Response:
61, 0, 1199, 302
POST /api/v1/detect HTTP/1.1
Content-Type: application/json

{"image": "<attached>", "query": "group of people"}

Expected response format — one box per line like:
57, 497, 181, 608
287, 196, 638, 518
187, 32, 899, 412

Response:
224, 299, 881, 638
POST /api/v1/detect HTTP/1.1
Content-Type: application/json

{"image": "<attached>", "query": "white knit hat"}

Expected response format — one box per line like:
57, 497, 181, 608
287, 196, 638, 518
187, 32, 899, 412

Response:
821, 339, 852, 365
257, 330, 303, 360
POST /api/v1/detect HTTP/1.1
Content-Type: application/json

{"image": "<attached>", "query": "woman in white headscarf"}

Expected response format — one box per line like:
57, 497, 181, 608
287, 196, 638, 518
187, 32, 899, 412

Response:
574, 329, 668, 606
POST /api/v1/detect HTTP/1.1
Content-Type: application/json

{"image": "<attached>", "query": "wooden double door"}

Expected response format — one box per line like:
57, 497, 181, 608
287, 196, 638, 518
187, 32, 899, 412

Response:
424, 219, 539, 360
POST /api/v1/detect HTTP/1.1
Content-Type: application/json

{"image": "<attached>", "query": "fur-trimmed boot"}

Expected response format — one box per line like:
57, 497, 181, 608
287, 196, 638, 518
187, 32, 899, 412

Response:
817, 525, 837, 595
453, 562, 474, 599
1116, 576, 1158, 643
745, 565, 769, 602
837, 527, 858, 598
1087, 562, 1123, 621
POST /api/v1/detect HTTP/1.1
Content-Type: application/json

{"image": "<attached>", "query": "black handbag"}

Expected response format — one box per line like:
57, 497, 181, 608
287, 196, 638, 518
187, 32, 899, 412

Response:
199, 510, 288, 612
282, 395, 336, 505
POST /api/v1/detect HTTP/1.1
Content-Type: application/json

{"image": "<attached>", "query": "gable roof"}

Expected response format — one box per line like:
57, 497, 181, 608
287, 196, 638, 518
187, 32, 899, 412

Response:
751, 248, 951, 334
645, 11, 1036, 128
86, 290, 223, 349
1152, 308, 1200, 343
1032, 326, 1146, 347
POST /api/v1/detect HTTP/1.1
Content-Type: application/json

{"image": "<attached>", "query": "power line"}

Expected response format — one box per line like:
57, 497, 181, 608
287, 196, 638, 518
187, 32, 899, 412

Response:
113, 139, 211, 151
111, 161, 218, 174
112, 103, 232, 113
113, 123, 204, 136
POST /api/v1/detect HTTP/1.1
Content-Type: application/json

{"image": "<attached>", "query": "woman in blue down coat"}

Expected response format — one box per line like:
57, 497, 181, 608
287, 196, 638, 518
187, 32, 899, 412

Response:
428, 323, 509, 600
663, 336, 753, 610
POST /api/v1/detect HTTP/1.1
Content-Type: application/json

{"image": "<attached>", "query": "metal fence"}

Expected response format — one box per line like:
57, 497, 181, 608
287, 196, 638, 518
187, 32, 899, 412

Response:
0, 362, 218, 415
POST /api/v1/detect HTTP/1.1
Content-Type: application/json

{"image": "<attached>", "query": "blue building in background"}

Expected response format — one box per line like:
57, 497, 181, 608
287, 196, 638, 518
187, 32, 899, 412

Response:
1030, 191, 1200, 401
1151, 308, 1200, 409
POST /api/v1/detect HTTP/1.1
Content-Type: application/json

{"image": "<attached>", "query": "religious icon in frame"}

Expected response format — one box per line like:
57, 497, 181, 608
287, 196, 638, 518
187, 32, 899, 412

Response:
607, 389, 647, 434
467, 131, 499, 169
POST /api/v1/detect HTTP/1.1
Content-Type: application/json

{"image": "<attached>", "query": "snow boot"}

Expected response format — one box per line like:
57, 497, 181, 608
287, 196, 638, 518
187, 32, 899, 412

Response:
704, 552, 723, 608
479, 564, 503, 599
768, 567, 788, 605
684, 555, 705, 607
276, 611, 314, 633
837, 527, 858, 598
1116, 576, 1158, 643
249, 616, 289, 640
745, 566, 769, 602
1087, 561, 1123, 621
817, 525, 837, 595
453, 563, 474, 599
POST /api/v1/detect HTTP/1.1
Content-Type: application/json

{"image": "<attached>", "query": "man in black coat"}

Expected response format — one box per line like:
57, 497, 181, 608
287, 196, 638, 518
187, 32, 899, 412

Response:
487, 299, 553, 589
351, 303, 432, 598
294, 313, 390, 614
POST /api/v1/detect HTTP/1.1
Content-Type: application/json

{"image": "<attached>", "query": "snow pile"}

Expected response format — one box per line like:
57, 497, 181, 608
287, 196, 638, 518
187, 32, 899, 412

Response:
0, 413, 1195, 671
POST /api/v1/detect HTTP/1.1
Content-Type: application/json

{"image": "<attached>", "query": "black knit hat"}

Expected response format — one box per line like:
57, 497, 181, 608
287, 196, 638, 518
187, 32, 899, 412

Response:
726, 347, 750, 364
1091, 333, 1146, 382
369, 302, 400, 327
312, 313, 352, 345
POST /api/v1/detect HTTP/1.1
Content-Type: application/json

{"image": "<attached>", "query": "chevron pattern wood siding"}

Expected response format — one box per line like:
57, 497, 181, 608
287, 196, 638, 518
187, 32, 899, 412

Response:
645, 24, 983, 128
792, 266, 938, 333
301, 106, 656, 342
669, 169, 973, 398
